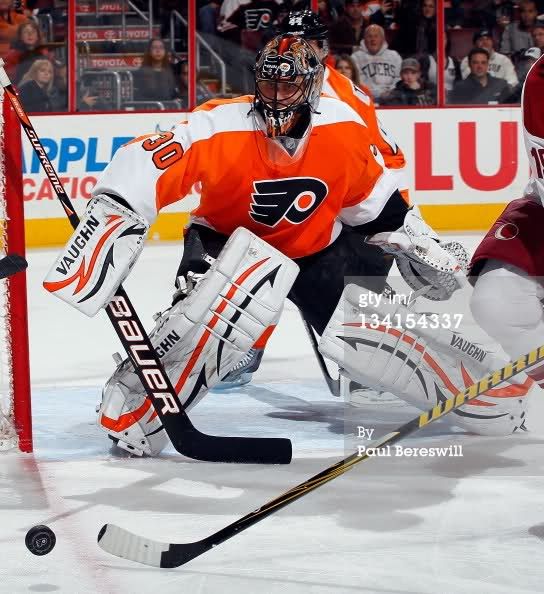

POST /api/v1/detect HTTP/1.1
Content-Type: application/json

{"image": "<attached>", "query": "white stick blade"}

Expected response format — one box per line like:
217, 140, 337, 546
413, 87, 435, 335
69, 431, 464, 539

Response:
98, 524, 170, 567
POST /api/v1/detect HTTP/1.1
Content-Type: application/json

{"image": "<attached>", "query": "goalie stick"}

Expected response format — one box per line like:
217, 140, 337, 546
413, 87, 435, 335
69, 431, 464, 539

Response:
0, 61, 291, 465
299, 312, 341, 397
97, 343, 544, 568
0, 254, 27, 279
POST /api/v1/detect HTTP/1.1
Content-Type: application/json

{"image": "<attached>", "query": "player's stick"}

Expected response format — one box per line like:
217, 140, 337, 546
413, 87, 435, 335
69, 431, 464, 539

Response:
0, 61, 291, 465
97, 343, 544, 568
299, 312, 341, 397
0, 254, 27, 279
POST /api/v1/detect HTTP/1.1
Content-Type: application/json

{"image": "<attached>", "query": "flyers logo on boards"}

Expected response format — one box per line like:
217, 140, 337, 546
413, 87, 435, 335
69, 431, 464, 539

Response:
249, 178, 328, 227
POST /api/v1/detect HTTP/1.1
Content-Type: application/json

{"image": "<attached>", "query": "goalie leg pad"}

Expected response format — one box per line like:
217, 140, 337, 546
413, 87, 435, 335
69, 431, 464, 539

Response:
319, 284, 533, 436
44, 194, 149, 317
98, 372, 169, 456
99, 227, 299, 453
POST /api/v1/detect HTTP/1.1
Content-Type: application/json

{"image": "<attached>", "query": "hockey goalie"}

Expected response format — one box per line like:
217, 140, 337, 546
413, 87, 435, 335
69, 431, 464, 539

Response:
43, 34, 534, 457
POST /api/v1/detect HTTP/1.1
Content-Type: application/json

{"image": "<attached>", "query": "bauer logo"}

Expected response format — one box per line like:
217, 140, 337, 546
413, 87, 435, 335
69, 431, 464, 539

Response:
108, 296, 181, 415
250, 178, 328, 227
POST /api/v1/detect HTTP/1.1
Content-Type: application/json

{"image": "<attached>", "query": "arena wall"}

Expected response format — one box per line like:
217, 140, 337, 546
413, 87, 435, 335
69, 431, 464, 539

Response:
22, 107, 525, 247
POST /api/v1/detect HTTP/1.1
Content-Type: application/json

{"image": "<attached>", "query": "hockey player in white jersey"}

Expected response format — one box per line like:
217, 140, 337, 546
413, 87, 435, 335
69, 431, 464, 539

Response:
470, 52, 544, 392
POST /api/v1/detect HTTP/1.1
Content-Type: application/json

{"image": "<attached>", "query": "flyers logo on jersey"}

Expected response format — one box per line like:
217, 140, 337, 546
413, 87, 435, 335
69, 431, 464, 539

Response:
245, 8, 273, 30
250, 178, 328, 227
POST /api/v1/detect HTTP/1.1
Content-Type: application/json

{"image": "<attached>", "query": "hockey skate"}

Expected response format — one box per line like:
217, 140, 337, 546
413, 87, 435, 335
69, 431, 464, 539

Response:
212, 347, 264, 390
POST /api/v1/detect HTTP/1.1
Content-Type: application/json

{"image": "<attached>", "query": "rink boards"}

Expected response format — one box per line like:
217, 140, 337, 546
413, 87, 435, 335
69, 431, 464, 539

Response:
20, 106, 525, 247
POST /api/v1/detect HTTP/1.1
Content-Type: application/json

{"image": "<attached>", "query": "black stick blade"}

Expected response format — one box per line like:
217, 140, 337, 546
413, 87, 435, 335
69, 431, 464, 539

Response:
172, 431, 292, 464
0, 254, 27, 279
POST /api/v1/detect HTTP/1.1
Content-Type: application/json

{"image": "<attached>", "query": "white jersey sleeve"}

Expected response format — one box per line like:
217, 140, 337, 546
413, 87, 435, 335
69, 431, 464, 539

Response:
92, 121, 197, 225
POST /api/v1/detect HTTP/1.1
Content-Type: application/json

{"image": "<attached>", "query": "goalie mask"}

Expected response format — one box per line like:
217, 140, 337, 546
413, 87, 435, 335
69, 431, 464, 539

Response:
253, 34, 323, 162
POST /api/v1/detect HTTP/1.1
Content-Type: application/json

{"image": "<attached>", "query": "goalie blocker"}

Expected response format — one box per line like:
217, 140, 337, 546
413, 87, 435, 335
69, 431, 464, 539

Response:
43, 194, 149, 317
320, 284, 535, 436
98, 227, 298, 456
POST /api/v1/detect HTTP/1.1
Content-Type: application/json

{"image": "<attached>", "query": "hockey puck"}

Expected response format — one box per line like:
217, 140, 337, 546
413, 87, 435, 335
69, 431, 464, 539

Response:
25, 525, 56, 556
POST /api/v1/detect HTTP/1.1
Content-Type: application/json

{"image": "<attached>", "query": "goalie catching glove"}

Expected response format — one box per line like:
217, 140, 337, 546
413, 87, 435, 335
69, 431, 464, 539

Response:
366, 209, 469, 300
43, 194, 149, 317
98, 227, 299, 456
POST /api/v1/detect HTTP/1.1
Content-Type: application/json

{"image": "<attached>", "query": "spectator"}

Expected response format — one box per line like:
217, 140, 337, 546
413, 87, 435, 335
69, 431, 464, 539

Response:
133, 38, 178, 102
381, 57, 436, 105
500, 0, 538, 55
335, 54, 361, 85
4, 21, 51, 84
510, 46, 540, 101
391, 0, 436, 56
217, 0, 282, 91
218, 0, 282, 47
450, 48, 511, 104
531, 21, 544, 52
17, 58, 63, 112
471, 0, 513, 32
317, 0, 339, 28
416, 0, 437, 54
420, 31, 460, 97
347, 0, 396, 29
329, 0, 365, 55
352, 24, 401, 102
461, 29, 518, 88
0, 0, 28, 57
178, 60, 214, 108
198, 0, 221, 35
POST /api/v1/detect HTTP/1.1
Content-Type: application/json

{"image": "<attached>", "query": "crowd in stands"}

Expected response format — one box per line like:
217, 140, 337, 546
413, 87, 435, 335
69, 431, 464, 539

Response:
197, 0, 544, 105
2, 0, 544, 113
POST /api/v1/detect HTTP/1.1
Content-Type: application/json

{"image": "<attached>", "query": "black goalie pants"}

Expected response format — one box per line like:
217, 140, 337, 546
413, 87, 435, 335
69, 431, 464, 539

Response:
176, 224, 393, 335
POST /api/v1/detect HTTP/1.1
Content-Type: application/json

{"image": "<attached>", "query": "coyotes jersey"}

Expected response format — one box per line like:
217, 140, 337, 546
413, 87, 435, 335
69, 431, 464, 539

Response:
322, 65, 410, 202
522, 53, 544, 207
93, 95, 399, 259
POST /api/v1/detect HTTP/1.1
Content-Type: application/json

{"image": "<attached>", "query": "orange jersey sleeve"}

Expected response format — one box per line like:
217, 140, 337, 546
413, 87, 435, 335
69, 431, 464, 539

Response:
323, 66, 410, 204
94, 96, 399, 259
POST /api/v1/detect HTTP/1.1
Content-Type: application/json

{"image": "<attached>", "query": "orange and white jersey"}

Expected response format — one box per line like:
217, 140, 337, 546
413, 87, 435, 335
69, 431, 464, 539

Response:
93, 95, 399, 259
322, 65, 410, 203
522, 53, 544, 207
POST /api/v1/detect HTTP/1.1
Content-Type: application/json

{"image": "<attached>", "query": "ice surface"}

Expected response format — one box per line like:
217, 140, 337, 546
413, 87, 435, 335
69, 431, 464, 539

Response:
3, 233, 544, 594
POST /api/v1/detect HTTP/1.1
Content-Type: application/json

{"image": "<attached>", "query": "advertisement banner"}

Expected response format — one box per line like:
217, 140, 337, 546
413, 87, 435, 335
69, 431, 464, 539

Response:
21, 107, 527, 246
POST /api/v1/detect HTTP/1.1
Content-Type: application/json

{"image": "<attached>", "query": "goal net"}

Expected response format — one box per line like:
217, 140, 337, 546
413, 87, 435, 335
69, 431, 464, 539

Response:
0, 87, 32, 452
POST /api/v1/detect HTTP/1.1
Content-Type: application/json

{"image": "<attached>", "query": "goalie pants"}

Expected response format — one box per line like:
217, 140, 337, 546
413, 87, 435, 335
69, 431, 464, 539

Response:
177, 224, 394, 335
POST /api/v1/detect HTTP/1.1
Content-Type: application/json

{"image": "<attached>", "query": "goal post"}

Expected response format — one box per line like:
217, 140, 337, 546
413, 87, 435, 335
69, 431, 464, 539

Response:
0, 89, 32, 452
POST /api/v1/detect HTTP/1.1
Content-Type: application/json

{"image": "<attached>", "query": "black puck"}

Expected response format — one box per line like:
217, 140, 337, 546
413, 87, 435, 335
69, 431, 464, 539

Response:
25, 525, 56, 556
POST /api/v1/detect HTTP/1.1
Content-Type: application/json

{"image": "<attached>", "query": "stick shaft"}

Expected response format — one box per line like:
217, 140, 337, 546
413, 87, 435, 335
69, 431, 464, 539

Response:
0, 66, 290, 463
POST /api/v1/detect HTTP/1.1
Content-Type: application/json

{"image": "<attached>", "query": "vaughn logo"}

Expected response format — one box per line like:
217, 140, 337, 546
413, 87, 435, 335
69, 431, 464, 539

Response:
250, 177, 328, 227
155, 330, 181, 357
55, 215, 101, 274
450, 335, 486, 362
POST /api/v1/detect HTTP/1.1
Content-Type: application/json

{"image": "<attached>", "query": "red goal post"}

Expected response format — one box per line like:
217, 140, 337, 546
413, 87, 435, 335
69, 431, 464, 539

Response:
0, 88, 32, 452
